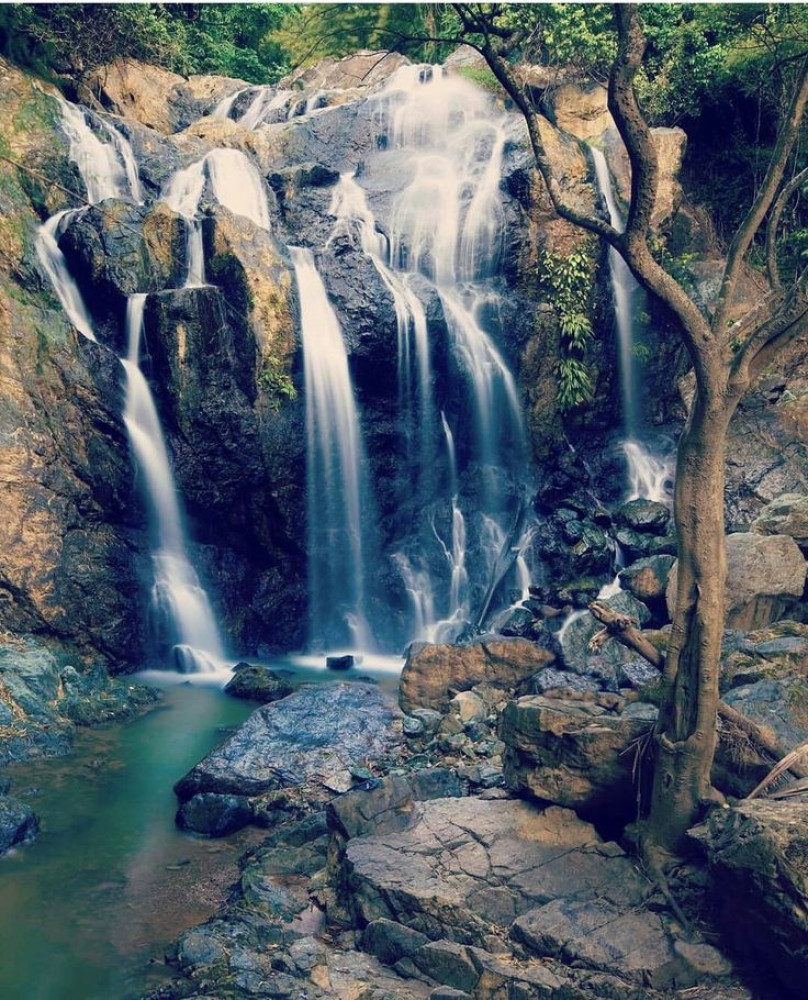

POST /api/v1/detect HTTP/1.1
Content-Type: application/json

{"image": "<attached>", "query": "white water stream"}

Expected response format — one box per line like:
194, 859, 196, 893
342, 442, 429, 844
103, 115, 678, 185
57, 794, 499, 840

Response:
590, 146, 672, 505
291, 246, 372, 650
39, 96, 227, 674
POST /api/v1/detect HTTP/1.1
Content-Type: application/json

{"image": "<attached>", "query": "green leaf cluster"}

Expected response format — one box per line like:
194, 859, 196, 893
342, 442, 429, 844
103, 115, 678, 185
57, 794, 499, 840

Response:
538, 244, 597, 411
0, 4, 292, 85
258, 354, 297, 412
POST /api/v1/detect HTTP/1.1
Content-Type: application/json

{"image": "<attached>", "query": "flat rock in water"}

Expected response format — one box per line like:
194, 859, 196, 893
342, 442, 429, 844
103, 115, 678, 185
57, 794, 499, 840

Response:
175, 682, 402, 801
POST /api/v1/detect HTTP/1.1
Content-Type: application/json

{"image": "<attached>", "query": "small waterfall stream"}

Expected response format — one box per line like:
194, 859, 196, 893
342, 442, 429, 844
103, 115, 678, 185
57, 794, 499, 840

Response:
291, 246, 373, 650
123, 296, 225, 672
39, 98, 226, 673
590, 146, 673, 504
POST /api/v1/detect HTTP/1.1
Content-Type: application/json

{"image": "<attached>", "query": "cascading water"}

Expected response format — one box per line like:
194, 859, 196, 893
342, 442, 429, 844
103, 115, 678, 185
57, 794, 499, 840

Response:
327, 65, 532, 646
123, 296, 225, 672
39, 95, 226, 673
162, 148, 271, 287
590, 146, 672, 504
291, 246, 373, 651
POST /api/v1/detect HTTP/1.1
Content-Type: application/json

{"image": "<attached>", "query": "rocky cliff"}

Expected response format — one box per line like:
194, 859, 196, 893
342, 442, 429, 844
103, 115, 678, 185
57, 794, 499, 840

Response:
0, 49, 805, 676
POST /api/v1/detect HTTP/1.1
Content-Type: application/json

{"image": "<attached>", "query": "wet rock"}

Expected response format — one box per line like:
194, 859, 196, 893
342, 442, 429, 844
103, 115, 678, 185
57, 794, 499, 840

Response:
693, 799, 808, 999
618, 658, 662, 691
667, 533, 807, 631
0, 637, 157, 765
0, 796, 39, 853
501, 696, 657, 819
751, 493, 808, 550
326, 654, 355, 671
614, 498, 670, 534
619, 555, 676, 602
176, 792, 254, 837
400, 638, 554, 714
499, 607, 535, 637
224, 663, 295, 703
59, 200, 185, 330
559, 590, 652, 688
175, 683, 402, 803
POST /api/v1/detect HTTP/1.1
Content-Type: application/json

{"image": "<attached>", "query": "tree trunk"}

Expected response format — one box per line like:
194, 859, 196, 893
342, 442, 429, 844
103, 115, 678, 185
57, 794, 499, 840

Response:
642, 384, 734, 864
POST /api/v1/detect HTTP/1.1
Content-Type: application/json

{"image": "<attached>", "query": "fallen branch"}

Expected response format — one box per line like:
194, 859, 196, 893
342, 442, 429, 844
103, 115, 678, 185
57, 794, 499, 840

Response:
588, 600, 664, 668
744, 737, 808, 799
587, 599, 808, 781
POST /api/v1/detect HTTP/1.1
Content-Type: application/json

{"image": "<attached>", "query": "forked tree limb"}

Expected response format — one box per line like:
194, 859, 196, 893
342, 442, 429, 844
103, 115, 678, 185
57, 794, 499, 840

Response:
588, 599, 808, 780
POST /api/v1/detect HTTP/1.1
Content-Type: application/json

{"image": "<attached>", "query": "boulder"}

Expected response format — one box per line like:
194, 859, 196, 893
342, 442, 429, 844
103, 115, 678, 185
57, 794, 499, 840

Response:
666, 533, 807, 631
720, 621, 808, 689
176, 792, 254, 837
500, 696, 657, 819
175, 683, 402, 803
692, 799, 808, 999
722, 677, 808, 750
558, 590, 652, 687
614, 498, 671, 534
752, 493, 808, 550
0, 796, 39, 853
400, 638, 554, 714
224, 663, 294, 703
619, 555, 676, 602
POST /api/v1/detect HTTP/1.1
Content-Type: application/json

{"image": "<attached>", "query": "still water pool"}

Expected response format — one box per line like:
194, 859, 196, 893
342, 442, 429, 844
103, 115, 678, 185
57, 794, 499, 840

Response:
0, 681, 259, 1000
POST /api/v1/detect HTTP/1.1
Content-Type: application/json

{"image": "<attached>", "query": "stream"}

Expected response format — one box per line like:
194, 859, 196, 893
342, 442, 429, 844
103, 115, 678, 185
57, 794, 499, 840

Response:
0, 680, 260, 1000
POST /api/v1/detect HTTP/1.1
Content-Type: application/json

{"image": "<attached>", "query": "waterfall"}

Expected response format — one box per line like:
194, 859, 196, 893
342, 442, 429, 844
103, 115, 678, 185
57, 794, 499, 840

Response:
123, 296, 225, 672
162, 148, 271, 287
57, 98, 142, 205
36, 210, 97, 342
590, 147, 673, 504
291, 246, 373, 651
40, 95, 225, 673
36, 100, 142, 339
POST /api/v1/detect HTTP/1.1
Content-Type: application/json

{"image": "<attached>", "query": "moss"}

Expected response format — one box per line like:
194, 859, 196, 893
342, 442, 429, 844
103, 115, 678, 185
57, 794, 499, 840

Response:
257, 354, 297, 411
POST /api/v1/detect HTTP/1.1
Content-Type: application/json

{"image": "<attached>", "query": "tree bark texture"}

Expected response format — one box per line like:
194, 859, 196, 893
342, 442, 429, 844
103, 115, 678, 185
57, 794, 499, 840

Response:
642, 384, 734, 859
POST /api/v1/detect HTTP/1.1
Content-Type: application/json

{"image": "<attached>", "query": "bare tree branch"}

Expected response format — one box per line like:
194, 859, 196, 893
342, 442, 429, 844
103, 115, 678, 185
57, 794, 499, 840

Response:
712, 55, 808, 335
766, 164, 808, 289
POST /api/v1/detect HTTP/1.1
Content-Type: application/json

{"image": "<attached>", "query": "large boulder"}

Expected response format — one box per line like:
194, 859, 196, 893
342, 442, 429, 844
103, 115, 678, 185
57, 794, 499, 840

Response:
500, 696, 658, 819
666, 533, 807, 631
752, 494, 808, 551
175, 682, 402, 805
692, 799, 808, 999
399, 638, 555, 714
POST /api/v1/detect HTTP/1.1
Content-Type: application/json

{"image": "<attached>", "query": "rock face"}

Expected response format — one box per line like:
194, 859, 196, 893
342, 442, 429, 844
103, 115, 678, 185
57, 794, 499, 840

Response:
666, 533, 807, 630
0, 634, 158, 764
343, 796, 716, 993
399, 638, 555, 713
500, 695, 657, 821
174, 683, 402, 831
693, 799, 808, 999
752, 493, 808, 550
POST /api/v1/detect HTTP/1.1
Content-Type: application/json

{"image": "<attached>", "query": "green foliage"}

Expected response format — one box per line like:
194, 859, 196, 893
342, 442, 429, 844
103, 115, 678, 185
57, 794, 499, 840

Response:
0, 4, 291, 85
554, 357, 594, 411
538, 244, 598, 410
258, 355, 297, 411
456, 65, 502, 97
270, 4, 460, 68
